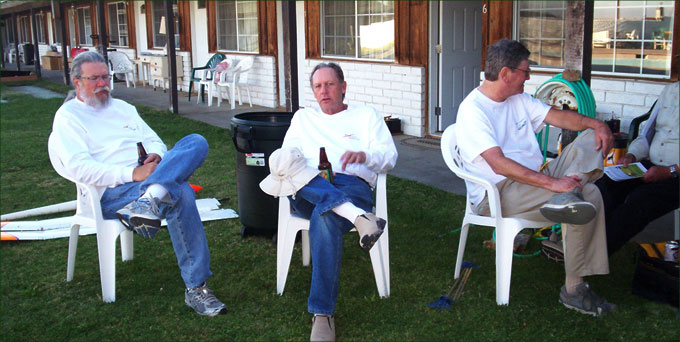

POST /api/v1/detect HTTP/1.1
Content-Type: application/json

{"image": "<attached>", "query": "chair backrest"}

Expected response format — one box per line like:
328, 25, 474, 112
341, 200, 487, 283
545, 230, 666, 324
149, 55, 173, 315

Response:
206, 53, 226, 69
108, 51, 134, 73
234, 57, 254, 85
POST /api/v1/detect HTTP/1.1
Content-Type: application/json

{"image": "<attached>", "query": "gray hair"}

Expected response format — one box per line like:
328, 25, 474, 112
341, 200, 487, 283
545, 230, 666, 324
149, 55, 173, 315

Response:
71, 50, 106, 79
484, 39, 530, 81
309, 62, 345, 99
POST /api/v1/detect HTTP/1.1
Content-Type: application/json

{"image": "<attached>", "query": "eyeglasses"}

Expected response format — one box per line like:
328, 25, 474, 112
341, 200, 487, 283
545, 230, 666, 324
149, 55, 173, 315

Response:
510, 67, 531, 77
77, 74, 112, 82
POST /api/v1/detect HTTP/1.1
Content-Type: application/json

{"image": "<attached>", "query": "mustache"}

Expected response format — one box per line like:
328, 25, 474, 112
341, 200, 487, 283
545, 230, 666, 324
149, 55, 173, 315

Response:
94, 86, 111, 94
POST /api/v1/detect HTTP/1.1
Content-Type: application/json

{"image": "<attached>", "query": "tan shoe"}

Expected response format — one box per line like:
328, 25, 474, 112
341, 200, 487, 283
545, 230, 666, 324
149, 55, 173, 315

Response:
354, 213, 386, 251
310, 315, 335, 341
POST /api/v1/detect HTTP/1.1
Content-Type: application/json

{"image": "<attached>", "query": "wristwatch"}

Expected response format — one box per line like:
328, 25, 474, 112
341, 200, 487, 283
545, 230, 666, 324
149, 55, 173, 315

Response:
670, 164, 678, 178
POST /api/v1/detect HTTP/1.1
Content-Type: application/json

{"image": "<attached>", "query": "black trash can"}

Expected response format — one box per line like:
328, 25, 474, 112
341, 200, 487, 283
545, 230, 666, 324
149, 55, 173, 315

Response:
22, 44, 34, 65
231, 112, 294, 238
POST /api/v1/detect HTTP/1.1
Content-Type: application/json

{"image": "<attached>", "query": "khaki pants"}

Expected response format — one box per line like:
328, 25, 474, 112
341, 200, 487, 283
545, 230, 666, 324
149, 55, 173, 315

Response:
478, 129, 610, 277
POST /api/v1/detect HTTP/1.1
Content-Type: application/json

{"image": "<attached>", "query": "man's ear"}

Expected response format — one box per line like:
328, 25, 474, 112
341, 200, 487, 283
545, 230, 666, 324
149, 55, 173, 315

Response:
498, 67, 511, 83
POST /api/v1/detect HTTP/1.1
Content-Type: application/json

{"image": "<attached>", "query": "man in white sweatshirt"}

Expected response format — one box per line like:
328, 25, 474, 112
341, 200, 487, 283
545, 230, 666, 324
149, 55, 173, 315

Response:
50, 51, 226, 317
272, 62, 397, 341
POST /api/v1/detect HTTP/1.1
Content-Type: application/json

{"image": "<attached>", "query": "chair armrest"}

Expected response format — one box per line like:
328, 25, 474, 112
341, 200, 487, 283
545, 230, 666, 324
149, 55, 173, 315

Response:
375, 173, 387, 220
628, 101, 656, 141
190, 66, 209, 79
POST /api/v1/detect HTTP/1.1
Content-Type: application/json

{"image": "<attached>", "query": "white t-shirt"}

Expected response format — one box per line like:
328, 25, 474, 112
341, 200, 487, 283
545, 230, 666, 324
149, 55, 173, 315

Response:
454, 88, 550, 205
282, 105, 398, 187
51, 98, 167, 188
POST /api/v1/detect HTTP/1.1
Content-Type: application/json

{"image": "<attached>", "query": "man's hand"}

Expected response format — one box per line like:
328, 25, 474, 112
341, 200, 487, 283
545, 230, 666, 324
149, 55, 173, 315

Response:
642, 165, 671, 183
593, 121, 614, 158
617, 153, 636, 167
141, 153, 162, 165
548, 175, 583, 193
340, 151, 366, 170
133, 160, 159, 182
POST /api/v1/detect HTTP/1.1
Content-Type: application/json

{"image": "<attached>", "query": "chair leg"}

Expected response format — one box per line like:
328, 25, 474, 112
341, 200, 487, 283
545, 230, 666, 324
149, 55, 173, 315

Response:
120, 229, 134, 262
494, 225, 522, 306
188, 81, 193, 101
216, 86, 222, 107
276, 225, 300, 295
245, 87, 252, 107
97, 228, 118, 303
207, 83, 213, 106
454, 222, 470, 279
66, 224, 80, 282
369, 226, 390, 297
230, 86, 236, 110
301, 230, 310, 266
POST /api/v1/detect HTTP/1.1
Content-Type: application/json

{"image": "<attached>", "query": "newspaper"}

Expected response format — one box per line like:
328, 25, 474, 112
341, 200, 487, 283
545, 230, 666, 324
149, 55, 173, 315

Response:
604, 162, 648, 181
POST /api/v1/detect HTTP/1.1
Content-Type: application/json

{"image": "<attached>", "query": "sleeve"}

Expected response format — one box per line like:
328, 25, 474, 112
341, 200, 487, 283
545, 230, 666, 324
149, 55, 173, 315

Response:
281, 110, 305, 150
455, 103, 499, 164
626, 135, 650, 161
51, 111, 135, 187
523, 93, 551, 133
362, 108, 398, 173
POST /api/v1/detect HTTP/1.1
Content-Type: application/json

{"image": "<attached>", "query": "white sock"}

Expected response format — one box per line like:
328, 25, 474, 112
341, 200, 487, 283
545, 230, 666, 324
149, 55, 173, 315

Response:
331, 202, 366, 223
142, 184, 169, 202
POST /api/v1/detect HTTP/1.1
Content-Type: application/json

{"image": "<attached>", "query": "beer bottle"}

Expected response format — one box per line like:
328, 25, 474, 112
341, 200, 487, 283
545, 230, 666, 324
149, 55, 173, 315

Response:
137, 142, 148, 166
318, 147, 334, 184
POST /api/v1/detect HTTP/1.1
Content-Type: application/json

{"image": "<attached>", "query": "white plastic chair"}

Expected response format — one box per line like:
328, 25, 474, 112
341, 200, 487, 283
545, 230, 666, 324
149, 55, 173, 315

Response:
441, 124, 553, 305
108, 51, 137, 88
47, 133, 134, 303
276, 173, 390, 298
215, 56, 254, 109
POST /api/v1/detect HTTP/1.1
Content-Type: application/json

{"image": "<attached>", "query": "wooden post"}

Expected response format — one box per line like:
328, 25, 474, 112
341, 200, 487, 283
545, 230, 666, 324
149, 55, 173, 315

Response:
165, 0, 178, 114
281, 0, 299, 113
12, 13, 21, 72
56, 2, 70, 85
97, 0, 108, 64
30, 8, 42, 78
561, 1, 594, 148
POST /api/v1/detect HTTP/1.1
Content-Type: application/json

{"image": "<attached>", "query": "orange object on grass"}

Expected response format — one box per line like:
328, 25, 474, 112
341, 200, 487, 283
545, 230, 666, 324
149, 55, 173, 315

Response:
190, 184, 203, 192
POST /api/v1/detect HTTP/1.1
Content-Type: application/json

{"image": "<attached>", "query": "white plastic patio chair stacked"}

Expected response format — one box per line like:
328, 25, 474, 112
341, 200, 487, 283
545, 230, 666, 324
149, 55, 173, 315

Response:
215, 56, 254, 110
440, 124, 553, 305
47, 133, 134, 303
108, 51, 137, 88
276, 173, 390, 298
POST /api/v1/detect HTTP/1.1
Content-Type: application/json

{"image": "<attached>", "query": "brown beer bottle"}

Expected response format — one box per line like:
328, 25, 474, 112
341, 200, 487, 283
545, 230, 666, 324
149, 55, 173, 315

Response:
137, 142, 148, 166
318, 147, 334, 184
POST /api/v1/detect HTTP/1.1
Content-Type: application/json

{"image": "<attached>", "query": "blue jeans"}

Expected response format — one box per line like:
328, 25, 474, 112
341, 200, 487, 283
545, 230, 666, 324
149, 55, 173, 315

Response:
100, 134, 212, 289
289, 173, 374, 315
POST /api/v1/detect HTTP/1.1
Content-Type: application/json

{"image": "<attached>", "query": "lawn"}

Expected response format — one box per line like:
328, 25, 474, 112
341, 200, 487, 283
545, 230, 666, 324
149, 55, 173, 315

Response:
0, 81, 677, 341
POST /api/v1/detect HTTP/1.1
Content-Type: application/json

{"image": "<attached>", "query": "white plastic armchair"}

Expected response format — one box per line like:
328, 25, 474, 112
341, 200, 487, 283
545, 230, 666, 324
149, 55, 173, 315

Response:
108, 51, 137, 88
276, 172, 390, 298
440, 124, 553, 305
47, 133, 133, 303
215, 56, 254, 109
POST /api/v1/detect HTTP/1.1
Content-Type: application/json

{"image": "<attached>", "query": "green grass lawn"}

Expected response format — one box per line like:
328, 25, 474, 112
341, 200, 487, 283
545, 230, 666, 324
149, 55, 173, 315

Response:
0, 81, 678, 341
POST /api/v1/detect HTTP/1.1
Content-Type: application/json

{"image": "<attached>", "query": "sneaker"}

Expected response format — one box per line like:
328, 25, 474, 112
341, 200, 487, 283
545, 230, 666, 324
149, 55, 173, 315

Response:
353, 213, 386, 251
116, 196, 162, 239
540, 239, 564, 264
310, 315, 335, 342
540, 189, 596, 225
559, 282, 616, 317
185, 282, 227, 317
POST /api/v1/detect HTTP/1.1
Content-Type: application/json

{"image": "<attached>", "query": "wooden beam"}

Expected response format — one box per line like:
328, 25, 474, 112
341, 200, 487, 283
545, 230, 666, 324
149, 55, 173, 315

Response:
57, 2, 70, 85
97, 0, 108, 63
281, 1, 299, 113
30, 8, 42, 78
165, 0, 178, 114
12, 13, 21, 72
563, 1, 593, 86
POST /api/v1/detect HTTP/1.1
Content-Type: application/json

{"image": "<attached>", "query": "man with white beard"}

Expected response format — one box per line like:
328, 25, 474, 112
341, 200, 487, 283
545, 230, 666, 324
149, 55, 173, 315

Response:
50, 51, 227, 316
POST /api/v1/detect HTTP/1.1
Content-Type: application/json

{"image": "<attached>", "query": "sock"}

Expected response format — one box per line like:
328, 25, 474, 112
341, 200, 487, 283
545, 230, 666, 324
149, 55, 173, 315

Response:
331, 202, 366, 224
565, 276, 583, 294
142, 184, 169, 202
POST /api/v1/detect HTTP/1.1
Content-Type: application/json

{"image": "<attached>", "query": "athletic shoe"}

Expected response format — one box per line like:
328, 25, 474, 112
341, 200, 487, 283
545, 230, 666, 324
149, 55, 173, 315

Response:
310, 315, 335, 341
540, 239, 564, 264
354, 213, 386, 251
185, 282, 227, 317
540, 189, 596, 225
559, 282, 616, 317
116, 196, 162, 239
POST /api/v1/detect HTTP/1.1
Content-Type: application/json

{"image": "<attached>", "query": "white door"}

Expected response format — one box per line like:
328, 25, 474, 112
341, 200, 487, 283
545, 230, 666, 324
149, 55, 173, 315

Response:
435, 1, 482, 132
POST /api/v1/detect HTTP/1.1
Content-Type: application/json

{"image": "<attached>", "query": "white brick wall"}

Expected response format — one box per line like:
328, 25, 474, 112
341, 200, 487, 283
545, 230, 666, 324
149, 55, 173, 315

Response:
303, 59, 427, 137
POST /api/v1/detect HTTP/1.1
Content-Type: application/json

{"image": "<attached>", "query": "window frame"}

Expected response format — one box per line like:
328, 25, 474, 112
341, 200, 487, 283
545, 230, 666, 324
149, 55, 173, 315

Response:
34, 12, 47, 44
76, 6, 93, 46
214, 0, 259, 53
513, 0, 677, 80
107, 1, 129, 48
320, 0, 396, 62
145, 0, 190, 52
19, 15, 30, 43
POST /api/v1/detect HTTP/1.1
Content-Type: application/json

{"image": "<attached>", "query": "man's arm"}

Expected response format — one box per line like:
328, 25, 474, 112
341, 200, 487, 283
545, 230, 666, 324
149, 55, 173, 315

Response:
543, 108, 614, 157
481, 146, 583, 193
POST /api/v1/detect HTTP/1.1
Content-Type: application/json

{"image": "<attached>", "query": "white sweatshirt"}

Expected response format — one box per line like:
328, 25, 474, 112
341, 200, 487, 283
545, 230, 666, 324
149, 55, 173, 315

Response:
51, 98, 167, 188
282, 105, 398, 187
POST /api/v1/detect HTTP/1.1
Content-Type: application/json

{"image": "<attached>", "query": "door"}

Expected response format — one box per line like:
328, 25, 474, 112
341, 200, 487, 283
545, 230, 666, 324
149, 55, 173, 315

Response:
68, 8, 77, 49
436, 1, 482, 132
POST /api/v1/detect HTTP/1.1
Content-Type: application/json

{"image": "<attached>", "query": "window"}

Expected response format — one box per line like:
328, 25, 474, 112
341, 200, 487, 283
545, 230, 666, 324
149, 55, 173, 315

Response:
3, 19, 15, 44
19, 16, 30, 43
516, 1, 566, 68
592, 1, 674, 77
516, 1, 675, 78
108, 2, 129, 47
77, 7, 93, 45
321, 1, 395, 61
35, 13, 46, 44
151, 0, 180, 49
215, 0, 259, 52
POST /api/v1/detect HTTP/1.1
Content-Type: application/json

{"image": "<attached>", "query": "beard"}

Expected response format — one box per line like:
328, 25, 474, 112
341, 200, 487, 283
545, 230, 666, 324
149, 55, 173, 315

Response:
82, 86, 112, 109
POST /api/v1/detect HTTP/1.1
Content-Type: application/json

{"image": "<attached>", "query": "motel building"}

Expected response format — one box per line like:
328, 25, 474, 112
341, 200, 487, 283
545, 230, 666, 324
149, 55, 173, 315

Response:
1, 1, 677, 138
